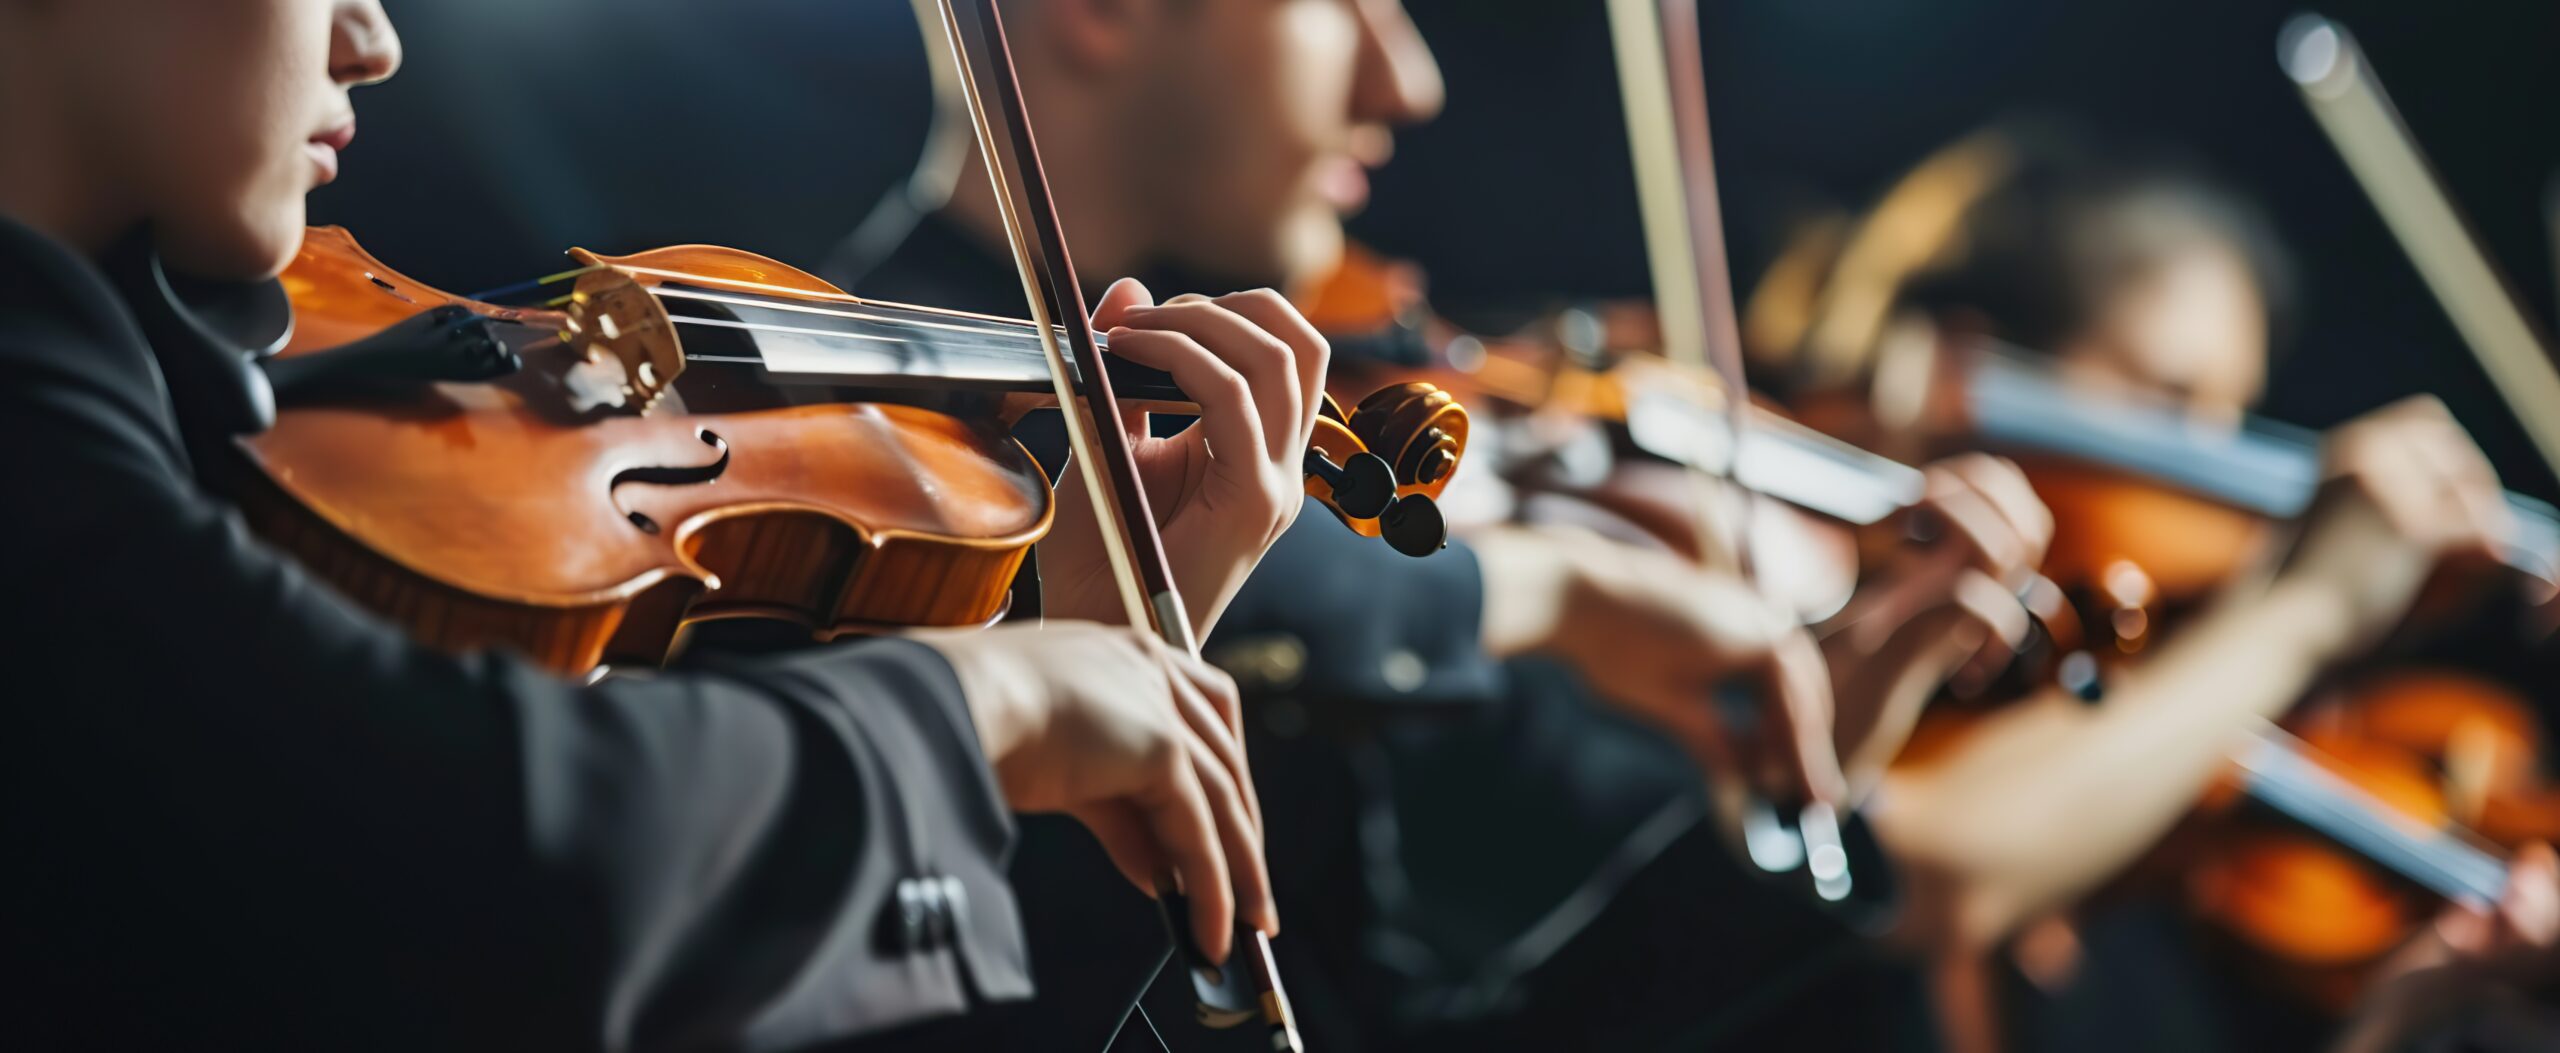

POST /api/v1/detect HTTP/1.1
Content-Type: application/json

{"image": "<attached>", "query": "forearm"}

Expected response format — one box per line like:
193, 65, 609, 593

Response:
1466, 522, 1587, 659
1876, 577, 2355, 949
1468, 520, 1676, 667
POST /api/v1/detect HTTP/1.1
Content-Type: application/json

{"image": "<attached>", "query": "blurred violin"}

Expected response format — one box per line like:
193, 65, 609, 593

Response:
1303, 243, 1951, 624
1910, 342, 2559, 634
2184, 674, 2557, 1010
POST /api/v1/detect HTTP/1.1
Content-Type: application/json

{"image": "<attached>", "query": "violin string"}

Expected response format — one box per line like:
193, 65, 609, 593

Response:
664, 314, 932, 349
656, 315, 1095, 372
466, 264, 606, 304
481, 262, 1076, 349
646, 284, 1071, 344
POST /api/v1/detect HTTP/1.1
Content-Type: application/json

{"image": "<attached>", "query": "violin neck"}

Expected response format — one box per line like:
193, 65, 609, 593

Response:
1966, 347, 2560, 580
649, 283, 1186, 404
1619, 389, 1926, 526
1965, 348, 2321, 517
2231, 731, 2508, 906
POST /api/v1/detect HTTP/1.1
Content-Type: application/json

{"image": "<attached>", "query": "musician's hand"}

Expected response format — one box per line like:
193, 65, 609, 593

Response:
919, 623, 1275, 963
2273, 396, 2512, 658
2336, 842, 2560, 1053
1041, 279, 1326, 639
1477, 525, 1846, 806
1823, 454, 2051, 785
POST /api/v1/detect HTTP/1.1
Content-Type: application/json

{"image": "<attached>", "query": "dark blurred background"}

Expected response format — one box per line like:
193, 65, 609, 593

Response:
316, 0, 2560, 498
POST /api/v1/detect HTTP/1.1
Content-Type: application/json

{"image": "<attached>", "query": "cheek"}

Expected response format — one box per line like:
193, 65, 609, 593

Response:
121, 1, 322, 277
1221, 5, 1363, 262
1264, 3, 1360, 174
149, 88, 309, 277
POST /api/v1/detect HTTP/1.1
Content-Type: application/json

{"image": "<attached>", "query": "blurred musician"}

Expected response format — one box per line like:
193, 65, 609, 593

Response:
1751, 119, 2558, 1052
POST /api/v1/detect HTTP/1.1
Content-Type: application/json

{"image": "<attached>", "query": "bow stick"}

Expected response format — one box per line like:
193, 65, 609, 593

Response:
930, 1, 1303, 1049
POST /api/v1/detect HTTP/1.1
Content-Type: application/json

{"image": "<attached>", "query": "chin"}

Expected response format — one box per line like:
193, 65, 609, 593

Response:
157, 202, 305, 282
1273, 211, 1347, 293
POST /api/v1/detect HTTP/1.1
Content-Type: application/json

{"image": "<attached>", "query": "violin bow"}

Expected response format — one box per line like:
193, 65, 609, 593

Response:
1605, 0, 1854, 900
2283, 13, 2560, 486
929, 2, 1303, 1050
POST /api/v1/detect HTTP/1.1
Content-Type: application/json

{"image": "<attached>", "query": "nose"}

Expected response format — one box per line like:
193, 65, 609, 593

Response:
331, 0, 404, 87
1351, 0, 1444, 127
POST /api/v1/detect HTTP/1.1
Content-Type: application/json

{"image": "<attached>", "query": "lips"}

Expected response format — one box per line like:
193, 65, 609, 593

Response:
306, 121, 355, 186
1317, 156, 1370, 213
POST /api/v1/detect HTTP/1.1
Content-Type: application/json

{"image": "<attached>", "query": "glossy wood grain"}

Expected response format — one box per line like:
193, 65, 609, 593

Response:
239, 228, 1049, 673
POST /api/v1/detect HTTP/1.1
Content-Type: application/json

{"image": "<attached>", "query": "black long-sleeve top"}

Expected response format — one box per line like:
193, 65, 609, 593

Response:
0, 214, 1032, 1050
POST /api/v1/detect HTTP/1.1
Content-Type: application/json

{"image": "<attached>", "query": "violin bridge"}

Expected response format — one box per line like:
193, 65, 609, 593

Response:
562, 267, 684, 411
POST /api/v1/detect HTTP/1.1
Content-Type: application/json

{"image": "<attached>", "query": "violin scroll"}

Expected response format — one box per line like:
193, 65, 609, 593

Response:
1304, 382, 1470, 557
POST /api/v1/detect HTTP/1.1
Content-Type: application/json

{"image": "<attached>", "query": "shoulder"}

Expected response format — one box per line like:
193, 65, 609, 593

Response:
0, 218, 186, 467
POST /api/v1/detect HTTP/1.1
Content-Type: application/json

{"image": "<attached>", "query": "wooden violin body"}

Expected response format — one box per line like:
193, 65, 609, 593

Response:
236, 228, 1468, 674
240, 228, 1049, 672
2188, 670, 2559, 1007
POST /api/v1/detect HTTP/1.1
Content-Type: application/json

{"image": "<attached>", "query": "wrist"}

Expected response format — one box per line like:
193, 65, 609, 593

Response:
913, 630, 1032, 766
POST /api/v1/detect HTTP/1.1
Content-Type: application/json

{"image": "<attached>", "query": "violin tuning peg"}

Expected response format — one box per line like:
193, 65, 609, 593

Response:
1302, 448, 1398, 520
1378, 492, 1446, 558
1333, 451, 1399, 520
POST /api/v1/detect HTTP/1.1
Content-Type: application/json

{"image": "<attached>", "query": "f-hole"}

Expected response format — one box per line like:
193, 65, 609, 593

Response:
614, 428, 729, 534
365, 271, 418, 304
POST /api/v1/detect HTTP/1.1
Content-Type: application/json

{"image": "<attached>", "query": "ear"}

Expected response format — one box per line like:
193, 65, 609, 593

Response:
1038, 0, 1165, 76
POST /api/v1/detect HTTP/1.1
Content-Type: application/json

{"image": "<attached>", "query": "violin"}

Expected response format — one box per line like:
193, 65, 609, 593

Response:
1911, 342, 2560, 626
1304, 248, 2098, 708
225, 226, 1466, 675
1305, 243, 1936, 625
2184, 676, 2548, 1009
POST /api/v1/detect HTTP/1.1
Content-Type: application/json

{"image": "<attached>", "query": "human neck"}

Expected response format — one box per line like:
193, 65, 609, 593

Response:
0, 72, 133, 257
935, 78, 1152, 290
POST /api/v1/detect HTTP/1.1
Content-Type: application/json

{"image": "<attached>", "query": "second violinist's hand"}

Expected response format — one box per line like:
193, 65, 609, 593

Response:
1040, 279, 1326, 639
2336, 843, 2560, 1053
1475, 524, 1846, 806
1823, 454, 2053, 787
2267, 396, 2512, 659
917, 622, 1274, 965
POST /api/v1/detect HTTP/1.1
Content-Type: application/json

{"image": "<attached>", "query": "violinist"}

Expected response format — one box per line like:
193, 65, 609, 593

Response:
1751, 120, 2558, 1050
823, 1, 2054, 1049
0, 0, 1330, 1048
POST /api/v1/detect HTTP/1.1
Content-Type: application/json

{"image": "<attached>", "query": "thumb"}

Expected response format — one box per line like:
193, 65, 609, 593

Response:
1090, 276, 1157, 331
